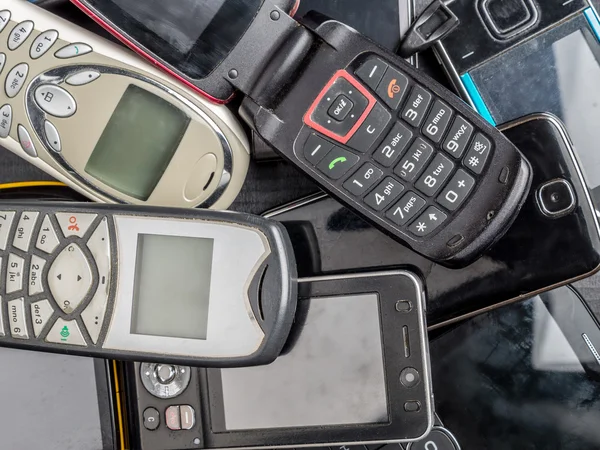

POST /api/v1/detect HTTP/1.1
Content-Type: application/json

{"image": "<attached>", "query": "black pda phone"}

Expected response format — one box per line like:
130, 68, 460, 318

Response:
433, 0, 600, 209
0, 202, 297, 367
265, 114, 600, 328
125, 271, 433, 450
429, 285, 600, 450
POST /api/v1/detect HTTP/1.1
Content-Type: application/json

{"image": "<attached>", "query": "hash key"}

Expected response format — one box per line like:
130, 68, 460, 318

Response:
364, 177, 405, 211
343, 163, 383, 196
463, 133, 493, 175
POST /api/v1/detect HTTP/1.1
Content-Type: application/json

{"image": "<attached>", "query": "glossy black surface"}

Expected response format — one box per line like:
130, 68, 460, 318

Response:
430, 285, 600, 449
266, 115, 600, 327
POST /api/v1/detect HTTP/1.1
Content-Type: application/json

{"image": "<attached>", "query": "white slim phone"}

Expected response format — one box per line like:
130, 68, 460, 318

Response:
0, 0, 250, 209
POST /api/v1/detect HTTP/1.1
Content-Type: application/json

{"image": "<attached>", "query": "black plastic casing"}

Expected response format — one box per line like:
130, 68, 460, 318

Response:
0, 202, 297, 368
126, 271, 433, 450
240, 18, 532, 267
265, 114, 600, 328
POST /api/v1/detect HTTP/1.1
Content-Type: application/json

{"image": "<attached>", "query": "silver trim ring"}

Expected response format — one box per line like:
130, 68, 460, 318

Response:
25, 64, 233, 208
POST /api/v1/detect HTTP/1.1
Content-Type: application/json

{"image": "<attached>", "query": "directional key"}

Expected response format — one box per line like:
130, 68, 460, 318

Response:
48, 243, 93, 314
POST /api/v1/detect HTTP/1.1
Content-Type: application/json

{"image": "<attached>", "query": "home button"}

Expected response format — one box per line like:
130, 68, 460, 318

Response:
479, 0, 538, 40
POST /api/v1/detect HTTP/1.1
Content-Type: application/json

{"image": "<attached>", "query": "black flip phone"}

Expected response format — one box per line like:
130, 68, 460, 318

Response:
431, 0, 600, 208
429, 284, 600, 450
265, 114, 600, 328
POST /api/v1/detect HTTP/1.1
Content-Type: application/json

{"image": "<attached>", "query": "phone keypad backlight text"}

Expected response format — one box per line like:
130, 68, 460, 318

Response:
303, 56, 494, 238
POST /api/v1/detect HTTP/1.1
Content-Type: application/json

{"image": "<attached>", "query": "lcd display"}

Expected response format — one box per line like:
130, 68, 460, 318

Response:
130, 234, 214, 340
470, 26, 600, 197
85, 84, 190, 201
87, 0, 263, 78
218, 294, 388, 430
430, 296, 600, 449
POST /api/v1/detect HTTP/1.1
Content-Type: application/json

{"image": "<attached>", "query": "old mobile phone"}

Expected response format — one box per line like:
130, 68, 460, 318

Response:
0, 0, 250, 209
0, 202, 297, 367
433, 0, 600, 209
125, 271, 433, 450
1, 349, 118, 449
265, 114, 600, 328
430, 285, 600, 449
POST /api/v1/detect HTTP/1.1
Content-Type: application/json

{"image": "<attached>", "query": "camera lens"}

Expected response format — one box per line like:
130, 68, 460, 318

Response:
400, 367, 420, 388
538, 179, 576, 217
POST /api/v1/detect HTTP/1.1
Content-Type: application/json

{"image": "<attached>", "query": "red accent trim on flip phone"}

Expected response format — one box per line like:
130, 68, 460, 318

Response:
303, 70, 376, 144
70, 0, 232, 104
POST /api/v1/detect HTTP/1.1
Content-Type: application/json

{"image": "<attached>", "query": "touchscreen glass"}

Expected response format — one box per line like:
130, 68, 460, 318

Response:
430, 296, 600, 449
85, 85, 190, 200
217, 294, 388, 429
470, 20, 600, 201
130, 234, 214, 340
87, 0, 263, 78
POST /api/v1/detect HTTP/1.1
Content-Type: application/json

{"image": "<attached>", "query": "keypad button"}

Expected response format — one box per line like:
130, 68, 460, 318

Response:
394, 138, 434, 182
143, 408, 160, 431
404, 401, 421, 412
303, 134, 333, 165
308, 77, 369, 137
409, 207, 448, 237
6, 254, 24, 294
56, 212, 97, 238
355, 57, 388, 90
8, 21, 34, 51
415, 153, 455, 197
364, 177, 405, 211
29, 255, 46, 296
45, 318, 86, 346
180, 405, 196, 430
54, 43, 93, 58
0, 211, 15, 250
401, 86, 432, 127
347, 103, 391, 152
30, 30, 59, 59
463, 133, 493, 174
316, 147, 360, 180
66, 70, 101, 86
34, 85, 77, 118
443, 116, 474, 158
0, 104, 12, 138
18, 125, 37, 157
5, 63, 29, 98
13, 211, 39, 251
48, 243, 93, 314
0, 53, 6, 75
0, 11, 11, 33
44, 120, 61, 153
423, 100, 453, 143
373, 122, 413, 167
7, 298, 29, 339
327, 94, 354, 121
36, 215, 60, 254
166, 406, 182, 430
437, 169, 476, 211
409, 428, 459, 450
386, 192, 426, 226
376, 66, 409, 109
343, 163, 383, 196
31, 299, 54, 338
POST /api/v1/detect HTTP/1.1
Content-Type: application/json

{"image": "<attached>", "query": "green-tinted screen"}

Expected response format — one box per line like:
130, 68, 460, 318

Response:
85, 84, 190, 200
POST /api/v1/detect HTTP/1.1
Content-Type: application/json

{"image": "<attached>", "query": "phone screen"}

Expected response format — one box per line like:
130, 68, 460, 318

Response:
297, 0, 411, 51
0, 349, 111, 449
430, 290, 600, 449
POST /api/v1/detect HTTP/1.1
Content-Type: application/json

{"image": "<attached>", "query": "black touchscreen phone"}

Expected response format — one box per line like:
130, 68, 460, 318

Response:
265, 114, 600, 328
429, 285, 600, 449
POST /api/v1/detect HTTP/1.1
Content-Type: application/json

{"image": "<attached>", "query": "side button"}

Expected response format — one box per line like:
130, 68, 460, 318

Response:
347, 103, 392, 152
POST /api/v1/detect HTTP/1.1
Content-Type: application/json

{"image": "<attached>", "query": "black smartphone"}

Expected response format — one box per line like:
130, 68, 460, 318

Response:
429, 284, 600, 449
0, 350, 118, 449
432, 0, 600, 208
265, 114, 600, 328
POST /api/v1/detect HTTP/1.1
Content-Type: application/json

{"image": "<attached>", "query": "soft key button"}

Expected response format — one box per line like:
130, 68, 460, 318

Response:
30, 30, 59, 59
56, 212, 97, 237
31, 300, 54, 338
34, 85, 77, 118
29, 255, 46, 296
66, 70, 101, 86
44, 120, 61, 153
46, 318, 86, 346
48, 243, 93, 314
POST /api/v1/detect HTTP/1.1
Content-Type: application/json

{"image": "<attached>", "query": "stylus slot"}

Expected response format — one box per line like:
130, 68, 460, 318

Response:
403, 326, 411, 358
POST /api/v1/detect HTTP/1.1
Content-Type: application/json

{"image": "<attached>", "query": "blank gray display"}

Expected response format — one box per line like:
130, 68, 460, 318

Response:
219, 294, 388, 429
